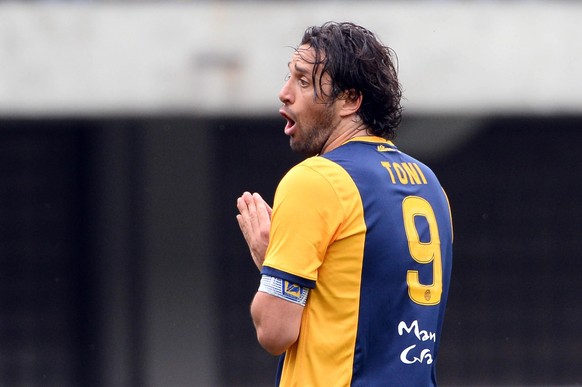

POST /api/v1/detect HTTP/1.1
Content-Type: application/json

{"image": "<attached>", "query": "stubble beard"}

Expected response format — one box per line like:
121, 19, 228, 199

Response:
289, 104, 337, 157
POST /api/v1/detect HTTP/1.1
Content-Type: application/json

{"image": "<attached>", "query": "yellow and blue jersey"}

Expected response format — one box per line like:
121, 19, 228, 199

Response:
262, 136, 453, 386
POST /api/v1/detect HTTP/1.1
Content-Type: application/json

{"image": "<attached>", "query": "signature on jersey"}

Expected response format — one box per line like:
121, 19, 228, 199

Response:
397, 320, 436, 365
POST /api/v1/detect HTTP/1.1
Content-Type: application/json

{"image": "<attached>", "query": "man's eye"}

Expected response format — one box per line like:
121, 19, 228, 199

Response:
284, 73, 291, 81
298, 79, 308, 87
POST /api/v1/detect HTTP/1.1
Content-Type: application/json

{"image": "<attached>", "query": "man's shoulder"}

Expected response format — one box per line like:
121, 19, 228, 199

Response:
278, 156, 355, 194
291, 155, 343, 173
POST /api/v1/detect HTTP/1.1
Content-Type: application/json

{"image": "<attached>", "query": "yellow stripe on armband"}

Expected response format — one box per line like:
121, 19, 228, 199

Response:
258, 275, 309, 306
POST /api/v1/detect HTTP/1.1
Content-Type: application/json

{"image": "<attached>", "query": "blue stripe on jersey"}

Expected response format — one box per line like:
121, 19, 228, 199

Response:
274, 353, 285, 386
323, 140, 453, 387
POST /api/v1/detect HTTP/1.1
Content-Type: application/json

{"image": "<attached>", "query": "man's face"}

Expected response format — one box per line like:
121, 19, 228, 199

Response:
278, 45, 341, 157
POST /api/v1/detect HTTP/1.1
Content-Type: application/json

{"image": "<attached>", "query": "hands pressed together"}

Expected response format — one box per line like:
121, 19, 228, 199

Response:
236, 192, 273, 271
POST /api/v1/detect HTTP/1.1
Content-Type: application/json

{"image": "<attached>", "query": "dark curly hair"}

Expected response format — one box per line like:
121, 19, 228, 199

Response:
299, 21, 403, 140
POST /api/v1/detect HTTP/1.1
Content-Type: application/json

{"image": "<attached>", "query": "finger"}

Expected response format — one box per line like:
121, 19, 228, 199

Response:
236, 213, 244, 232
266, 204, 273, 217
252, 193, 273, 217
241, 191, 253, 203
244, 192, 259, 230
253, 193, 272, 230
236, 196, 253, 237
236, 196, 245, 216
237, 193, 256, 226
236, 197, 248, 225
251, 192, 272, 215
236, 210, 247, 236
236, 192, 251, 213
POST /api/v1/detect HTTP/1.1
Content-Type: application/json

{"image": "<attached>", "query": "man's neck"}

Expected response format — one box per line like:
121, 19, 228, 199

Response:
320, 121, 371, 155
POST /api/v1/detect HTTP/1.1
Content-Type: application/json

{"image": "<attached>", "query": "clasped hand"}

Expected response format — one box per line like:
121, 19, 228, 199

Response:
236, 192, 272, 271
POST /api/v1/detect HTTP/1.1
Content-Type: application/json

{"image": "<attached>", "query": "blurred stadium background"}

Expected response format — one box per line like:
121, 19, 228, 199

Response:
1, 1, 581, 386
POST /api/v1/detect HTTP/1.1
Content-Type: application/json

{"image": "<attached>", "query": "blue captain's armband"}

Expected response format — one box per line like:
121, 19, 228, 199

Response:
258, 275, 309, 306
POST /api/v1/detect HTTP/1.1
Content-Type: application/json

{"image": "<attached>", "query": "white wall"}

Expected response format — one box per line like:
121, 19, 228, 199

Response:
1, 1, 581, 117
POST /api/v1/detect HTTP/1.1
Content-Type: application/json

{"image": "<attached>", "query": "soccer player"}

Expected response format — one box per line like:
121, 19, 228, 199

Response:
236, 21, 453, 386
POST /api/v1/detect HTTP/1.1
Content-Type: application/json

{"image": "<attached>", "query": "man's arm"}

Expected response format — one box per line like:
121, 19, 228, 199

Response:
236, 191, 305, 355
250, 292, 304, 355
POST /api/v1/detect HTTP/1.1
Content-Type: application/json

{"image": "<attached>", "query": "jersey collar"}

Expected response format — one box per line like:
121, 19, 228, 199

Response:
344, 135, 396, 147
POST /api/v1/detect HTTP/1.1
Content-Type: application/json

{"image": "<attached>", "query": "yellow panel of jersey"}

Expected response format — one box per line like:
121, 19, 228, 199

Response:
263, 155, 366, 386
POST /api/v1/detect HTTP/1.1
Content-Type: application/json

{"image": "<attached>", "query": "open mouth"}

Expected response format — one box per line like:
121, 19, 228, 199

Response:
280, 109, 296, 134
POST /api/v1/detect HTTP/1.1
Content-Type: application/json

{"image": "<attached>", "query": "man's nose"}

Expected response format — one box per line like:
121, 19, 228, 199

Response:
278, 79, 293, 105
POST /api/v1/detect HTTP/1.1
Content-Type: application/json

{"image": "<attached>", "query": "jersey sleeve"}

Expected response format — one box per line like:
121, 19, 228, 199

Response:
262, 159, 344, 289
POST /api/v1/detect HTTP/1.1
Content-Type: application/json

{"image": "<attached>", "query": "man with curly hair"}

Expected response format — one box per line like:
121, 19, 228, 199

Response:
237, 21, 453, 386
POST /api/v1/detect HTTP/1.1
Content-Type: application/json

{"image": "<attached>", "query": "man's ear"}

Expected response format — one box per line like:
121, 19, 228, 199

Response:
339, 89, 362, 118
